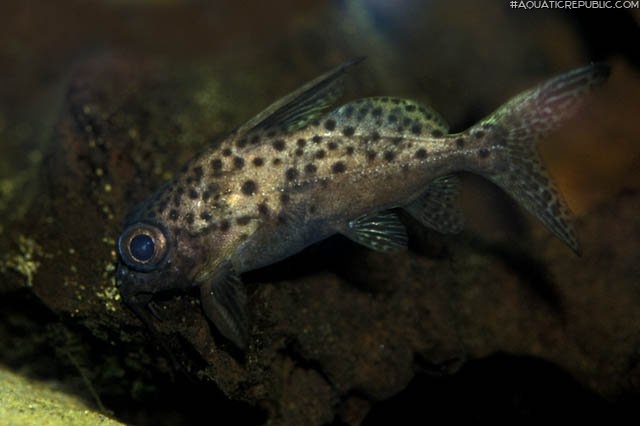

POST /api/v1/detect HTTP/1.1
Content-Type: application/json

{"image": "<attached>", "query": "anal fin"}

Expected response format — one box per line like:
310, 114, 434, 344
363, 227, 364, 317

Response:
343, 211, 408, 253
200, 262, 248, 349
404, 175, 464, 234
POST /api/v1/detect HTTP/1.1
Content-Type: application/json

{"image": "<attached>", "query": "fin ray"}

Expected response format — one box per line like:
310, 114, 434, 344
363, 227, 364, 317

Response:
200, 262, 248, 349
405, 175, 464, 234
236, 58, 364, 136
343, 211, 408, 253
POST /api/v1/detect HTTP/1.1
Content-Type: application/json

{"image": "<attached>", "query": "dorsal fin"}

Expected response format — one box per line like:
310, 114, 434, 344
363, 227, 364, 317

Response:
236, 58, 364, 136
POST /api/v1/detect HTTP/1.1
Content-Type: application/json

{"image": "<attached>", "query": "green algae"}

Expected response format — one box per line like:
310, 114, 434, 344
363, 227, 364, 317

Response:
0, 366, 122, 426
0, 235, 46, 289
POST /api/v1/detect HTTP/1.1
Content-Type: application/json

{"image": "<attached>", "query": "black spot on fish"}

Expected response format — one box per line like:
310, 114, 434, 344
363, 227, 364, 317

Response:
346, 146, 354, 155
280, 193, 290, 204
253, 157, 264, 167
200, 212, 212, 221
241, 180, 257, 195
267, 129, 276, 138
456, 138, 465, 148
295, 148, 304, 157
304, 163, 317, 174
356, 107, 368, 120
391, 137, 403, 145
157, 200, 168, 214
297, 138, 306, 148
169, 209, 179, 221
405, 104, 416, 112
173, 193, 182, 207
185, 213, 194, 225
233, 156, 245, 169
324, 119, 336, 131
367, 151, 377, 161
384, 151, 396, 162
189, 189, 199, 199
332, 161, 346, 173
344, 105, 354, 118
315, 149, 326, 159
211, 158, 223, 174
258, 203, 270, 217
277, 212, 287, 224
309, 205, 317, 214
236, 216, 251, 226
475, 130, 485, 139
328, 141, 338, 150
411, 124, 422, 135
388, 114, 397, 124
431, 129, 443, 137
193, 166, 204, 180
285, 167, 299, 181
403, 117, 412, 127
273, 139, 286, 151
250, 135, 261, 145
222, 148, 232, 157
312, 135, 322, 143
372, 107, 382, 117
371, 131, 380, 141
478, 148, 490, 158
342, 126, 355, 137
414, 148, 427, 159
273, 158, 282, 166
237, 138, 247, 148
391, 99, 400, 104
220, 220, 230, 231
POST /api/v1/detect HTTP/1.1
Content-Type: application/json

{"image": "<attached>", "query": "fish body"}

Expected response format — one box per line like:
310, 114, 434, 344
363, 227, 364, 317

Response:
116, 60, 609, 348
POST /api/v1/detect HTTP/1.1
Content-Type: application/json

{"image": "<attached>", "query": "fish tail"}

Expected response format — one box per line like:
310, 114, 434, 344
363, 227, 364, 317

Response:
467, 63, 610, 254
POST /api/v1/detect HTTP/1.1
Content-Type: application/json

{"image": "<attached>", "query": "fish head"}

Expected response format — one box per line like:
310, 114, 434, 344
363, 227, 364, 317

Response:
115, 216, 204, 307
117, 219, 183, 306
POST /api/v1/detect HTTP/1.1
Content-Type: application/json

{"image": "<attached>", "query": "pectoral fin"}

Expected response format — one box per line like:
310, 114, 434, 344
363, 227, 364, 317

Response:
200, 263, 248, 349
404, 175, 464, 234
343, 211, 408, 253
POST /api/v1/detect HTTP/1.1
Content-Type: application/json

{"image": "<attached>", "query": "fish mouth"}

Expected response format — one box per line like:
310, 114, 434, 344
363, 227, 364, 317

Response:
116, 261, 153, 306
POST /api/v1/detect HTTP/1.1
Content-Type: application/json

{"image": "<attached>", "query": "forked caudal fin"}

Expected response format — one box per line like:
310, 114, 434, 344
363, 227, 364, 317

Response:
469, 63, 610, 254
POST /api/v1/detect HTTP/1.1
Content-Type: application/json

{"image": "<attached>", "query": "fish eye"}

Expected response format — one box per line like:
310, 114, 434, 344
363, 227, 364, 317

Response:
130, 234, 155, 262
117, 223, 168, 271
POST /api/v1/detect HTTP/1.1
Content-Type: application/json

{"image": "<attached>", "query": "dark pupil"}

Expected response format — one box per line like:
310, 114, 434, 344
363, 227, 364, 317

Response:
130, 234, 155, 262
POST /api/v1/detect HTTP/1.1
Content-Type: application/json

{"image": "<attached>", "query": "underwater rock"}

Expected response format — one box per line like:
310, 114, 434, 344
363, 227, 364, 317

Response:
0, 365, 122, 426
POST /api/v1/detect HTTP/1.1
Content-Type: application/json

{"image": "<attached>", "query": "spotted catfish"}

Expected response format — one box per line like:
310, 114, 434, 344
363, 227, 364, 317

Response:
116, 59, 609, 348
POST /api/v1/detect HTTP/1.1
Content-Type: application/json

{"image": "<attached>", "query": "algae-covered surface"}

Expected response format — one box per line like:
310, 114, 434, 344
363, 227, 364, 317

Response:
0, 366, 122, 426
1, 1, 639, 424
